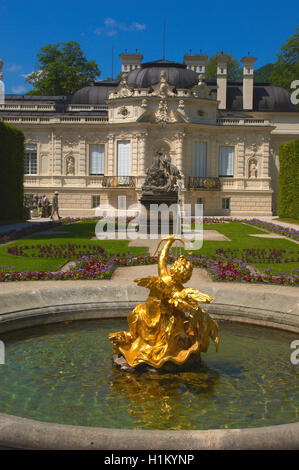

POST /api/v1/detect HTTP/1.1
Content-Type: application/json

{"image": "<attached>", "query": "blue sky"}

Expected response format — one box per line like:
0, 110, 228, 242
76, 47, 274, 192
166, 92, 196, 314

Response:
1, 0, 298, 94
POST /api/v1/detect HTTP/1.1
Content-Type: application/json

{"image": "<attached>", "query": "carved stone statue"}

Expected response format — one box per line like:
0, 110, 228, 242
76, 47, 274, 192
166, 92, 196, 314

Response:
66, 155, 74, 175
142, 150, 182, 193
249, 160, 258, 178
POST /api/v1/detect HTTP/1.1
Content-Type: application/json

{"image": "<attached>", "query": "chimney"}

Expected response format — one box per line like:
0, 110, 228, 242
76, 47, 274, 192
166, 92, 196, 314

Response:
241, 55, 256, 110
183, 53, 208, 77
216, 55, 229, 110
119, 52, 143, 73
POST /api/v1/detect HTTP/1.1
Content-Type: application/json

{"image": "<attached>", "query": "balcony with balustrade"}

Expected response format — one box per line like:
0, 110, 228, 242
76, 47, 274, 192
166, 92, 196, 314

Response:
187, 177, 221, 190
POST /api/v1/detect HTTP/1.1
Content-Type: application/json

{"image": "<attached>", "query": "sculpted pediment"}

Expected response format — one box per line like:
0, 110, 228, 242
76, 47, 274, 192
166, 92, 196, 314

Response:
108, 74, 134, 99
151, 70, 176, 98
191, 74, 213, 99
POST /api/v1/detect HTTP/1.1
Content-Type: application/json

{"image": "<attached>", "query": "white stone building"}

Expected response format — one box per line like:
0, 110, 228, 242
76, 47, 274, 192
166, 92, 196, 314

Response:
0, 53, 298, 217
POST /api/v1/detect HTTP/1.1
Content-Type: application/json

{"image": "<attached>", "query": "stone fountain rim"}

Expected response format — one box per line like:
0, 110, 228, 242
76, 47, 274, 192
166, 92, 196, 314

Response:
0, 283, 298, 450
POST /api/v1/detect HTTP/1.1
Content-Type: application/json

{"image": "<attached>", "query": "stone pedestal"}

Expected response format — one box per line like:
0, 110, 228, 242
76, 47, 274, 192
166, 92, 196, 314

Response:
139, 191, 179, 234
112, 353, 201, 374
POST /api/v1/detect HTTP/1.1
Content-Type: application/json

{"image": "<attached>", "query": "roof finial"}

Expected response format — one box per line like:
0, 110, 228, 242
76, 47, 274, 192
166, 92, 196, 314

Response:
189, 48, 192, 55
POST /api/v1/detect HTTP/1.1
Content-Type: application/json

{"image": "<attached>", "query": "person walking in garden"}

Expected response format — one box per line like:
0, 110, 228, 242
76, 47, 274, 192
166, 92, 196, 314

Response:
42, 194, 50, 218
51, 191, 61, 220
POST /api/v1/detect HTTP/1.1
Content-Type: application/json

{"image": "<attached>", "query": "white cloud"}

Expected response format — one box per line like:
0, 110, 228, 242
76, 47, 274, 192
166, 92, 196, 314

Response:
104, 17, 117, 28
12, 85, 27, 94
94, 18, 146, 36
131, 22, 146, 31
6, 64, 22, 72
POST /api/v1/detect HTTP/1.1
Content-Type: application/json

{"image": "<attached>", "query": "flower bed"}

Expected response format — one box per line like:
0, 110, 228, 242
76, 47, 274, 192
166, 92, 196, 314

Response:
1, 252, 298, 286
7, 243, 106, 259
0, 221, 61, 245
244, 219, 299, 241
215, 247, 299, 264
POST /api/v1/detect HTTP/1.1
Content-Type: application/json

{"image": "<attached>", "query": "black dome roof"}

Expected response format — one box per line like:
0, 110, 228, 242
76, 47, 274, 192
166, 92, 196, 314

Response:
207, 82, 296, 112
126, 59, 199, 89
70, 80, 119, 105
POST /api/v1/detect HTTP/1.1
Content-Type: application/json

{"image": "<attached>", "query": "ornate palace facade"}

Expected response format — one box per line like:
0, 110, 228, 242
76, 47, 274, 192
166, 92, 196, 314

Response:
1, 53, 298, 216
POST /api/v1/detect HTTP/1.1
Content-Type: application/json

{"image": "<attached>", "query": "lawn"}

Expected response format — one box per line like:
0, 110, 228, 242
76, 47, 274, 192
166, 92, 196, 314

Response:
0, 220, 147, 273
275, 217, 299, 226
0, 219, 298, 278
195, 223, 299, 276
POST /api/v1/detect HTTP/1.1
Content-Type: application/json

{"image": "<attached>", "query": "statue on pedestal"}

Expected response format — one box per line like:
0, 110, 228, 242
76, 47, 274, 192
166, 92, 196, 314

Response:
109, 236, 220, 371
142, 150, 181, 193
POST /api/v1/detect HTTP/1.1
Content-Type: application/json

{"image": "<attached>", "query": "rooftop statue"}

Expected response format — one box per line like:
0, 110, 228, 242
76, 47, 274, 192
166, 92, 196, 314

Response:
109, 235, 220, 369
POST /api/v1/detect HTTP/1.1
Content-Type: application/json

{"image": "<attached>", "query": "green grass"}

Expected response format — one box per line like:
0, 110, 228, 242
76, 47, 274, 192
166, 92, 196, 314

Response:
0, 221, 147, 273
0, 220, 298, 277
275, 217, 299, 226
187, 222, 299, 276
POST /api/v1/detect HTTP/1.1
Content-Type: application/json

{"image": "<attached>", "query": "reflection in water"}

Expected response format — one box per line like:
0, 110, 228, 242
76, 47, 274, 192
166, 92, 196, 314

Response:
0, 319, 297, 430
109, 362, 220, 430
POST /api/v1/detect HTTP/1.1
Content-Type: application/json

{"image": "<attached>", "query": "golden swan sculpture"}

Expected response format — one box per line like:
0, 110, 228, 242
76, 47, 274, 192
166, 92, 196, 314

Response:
109, 235, 220, 369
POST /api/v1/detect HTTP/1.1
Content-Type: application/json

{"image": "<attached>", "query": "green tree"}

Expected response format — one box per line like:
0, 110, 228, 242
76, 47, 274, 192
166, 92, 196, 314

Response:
0, 122, 25, 221
270, 27, 299, 90
206, 51, 242, 81
254, 63, 274, 83
278, 139, 299, 219
26, 42, 101, 95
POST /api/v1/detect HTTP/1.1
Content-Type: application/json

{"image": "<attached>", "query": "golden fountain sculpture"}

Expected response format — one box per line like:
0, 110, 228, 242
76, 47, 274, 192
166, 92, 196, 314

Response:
109, 235, 220, 369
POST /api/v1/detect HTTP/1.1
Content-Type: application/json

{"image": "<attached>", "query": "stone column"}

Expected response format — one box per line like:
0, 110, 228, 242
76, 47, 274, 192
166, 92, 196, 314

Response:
209, 140, 218, 177
176, 131, 185, 190
138, 131, 147, 175
53, 136, 62, 176
107, 134, 115, 176
176, 131, 185, 173
237, 140, 245, 177
131, 134, 138, 176
262, 138, 270, 178
78, 138, 86, 176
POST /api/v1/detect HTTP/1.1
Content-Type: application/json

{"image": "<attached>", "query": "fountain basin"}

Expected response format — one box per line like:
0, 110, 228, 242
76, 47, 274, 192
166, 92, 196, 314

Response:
0, 282, 298, 450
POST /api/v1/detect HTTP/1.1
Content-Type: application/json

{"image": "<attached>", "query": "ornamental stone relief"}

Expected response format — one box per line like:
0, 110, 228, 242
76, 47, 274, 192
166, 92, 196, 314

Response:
151, 70, 176, 98
191, 74, 213, 100
66, 154, 75, 176
110, 74, 134, 98
248, 158, 258, 178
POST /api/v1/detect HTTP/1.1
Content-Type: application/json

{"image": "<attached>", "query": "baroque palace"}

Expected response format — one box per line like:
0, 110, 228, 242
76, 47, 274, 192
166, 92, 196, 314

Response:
0, 52, 298, 217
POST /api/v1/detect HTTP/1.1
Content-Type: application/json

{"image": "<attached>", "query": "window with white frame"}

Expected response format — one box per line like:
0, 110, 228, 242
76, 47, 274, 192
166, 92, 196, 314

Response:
89, 144, 105, 175
118, 195, 126, 210
92, 195, 100, 208
117, 140, 131, 177
219, 146, 234, 177
24, 144, 37, 175
194, 142, 207, 177
222, 198, 230, 209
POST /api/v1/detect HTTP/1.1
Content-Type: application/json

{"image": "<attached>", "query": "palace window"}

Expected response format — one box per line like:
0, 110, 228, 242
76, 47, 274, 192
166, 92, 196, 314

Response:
194, 142, 207, 177
222, 198, 230, 210
118, 195, 126, 211
117, 140, 131, 177
92, 195, 100, 208
197, 197, 204, 206
219, 146, 234, 177
24, 144, 37, 174
89, 144, 105, 175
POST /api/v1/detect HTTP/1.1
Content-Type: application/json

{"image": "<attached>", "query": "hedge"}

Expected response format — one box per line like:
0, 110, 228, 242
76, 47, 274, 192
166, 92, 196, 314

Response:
0, 121, 25, 221
278, 138, 299, 220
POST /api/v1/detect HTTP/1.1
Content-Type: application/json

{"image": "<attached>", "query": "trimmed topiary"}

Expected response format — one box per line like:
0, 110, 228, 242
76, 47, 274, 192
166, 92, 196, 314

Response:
278, 139, 299, 219
0, 121, 25, 221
